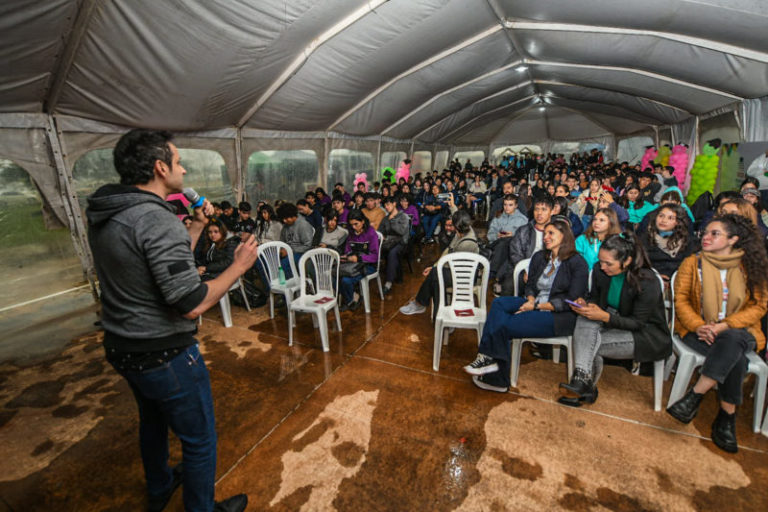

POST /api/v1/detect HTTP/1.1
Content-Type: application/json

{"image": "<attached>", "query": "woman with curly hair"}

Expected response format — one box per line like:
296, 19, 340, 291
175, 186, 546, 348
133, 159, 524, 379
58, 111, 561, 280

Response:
667, 214, 768, 453
639, 203, 696, 281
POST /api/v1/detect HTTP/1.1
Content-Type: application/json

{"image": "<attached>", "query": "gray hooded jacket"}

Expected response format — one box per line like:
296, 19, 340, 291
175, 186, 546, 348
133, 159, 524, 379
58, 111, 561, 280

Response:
86, 184, 207, 351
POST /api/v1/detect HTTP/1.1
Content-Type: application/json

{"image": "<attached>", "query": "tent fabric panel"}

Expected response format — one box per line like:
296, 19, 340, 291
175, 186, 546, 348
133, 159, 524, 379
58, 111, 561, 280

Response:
0, 127, 68, 227
517, 31, 768, 98
536, 83, 689, 125
418, 91, 538, 143
582, 112, 653, 136
248, 0, 494, 130
543, 96, 659, 126
741, 96, 768, 142
0, 0, 78, 113
335, 31, 518, 135
387, 75, 536, 140
470, 110, 549, 145
529, 65, 734, 114
55, 1, 360, 129
499, 0, 768, 53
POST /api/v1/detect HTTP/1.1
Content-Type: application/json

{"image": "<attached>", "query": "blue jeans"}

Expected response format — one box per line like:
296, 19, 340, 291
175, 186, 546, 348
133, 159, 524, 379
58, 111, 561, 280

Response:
422, 214, 441, 239
340, 264, 375, 303
111, 344, 217, 512
281, 252, 303, 279
478, 296, 556, 388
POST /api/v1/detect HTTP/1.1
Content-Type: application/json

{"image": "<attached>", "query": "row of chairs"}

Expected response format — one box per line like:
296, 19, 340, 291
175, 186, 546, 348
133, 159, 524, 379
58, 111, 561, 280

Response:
430, 253, 768, 432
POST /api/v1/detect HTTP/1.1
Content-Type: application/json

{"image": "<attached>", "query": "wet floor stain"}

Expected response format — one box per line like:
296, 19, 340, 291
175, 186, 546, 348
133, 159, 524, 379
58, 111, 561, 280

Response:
269, 390, 379, 510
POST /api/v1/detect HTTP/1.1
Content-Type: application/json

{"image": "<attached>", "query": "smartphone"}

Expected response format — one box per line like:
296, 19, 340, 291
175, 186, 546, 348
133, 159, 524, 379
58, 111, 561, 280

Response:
565, 299, 583, 308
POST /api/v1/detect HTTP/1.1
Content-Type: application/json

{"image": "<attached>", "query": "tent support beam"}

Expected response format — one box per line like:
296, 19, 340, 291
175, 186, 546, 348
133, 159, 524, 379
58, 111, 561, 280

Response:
328, 24, 504, 131
424, 95, 537, 141
45, 115, 98, 301
44, 0, 100, 113
504, 21, 768, 64
237, 0, 390, 127
235, 128, 244, 203
527, 60, 743, 101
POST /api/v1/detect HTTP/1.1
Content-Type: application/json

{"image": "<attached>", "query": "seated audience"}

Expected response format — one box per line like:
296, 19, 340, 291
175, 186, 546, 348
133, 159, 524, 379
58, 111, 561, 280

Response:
497, 196, 555, 296
575, 208, 622, 270
620, 184, 657, 227
277, 202, 314, 278
232, 201, 256, 239
559, 232, 671, 406
219, 200, 238, 231
197, 221, 237, 280
488, 194, 529, 278
255, 204, 282, 243
379, 196, 410, 294
667, 214, 768, 453
421, 184, 446, 243
552, 196, 583, 237
362, 192, 385, 230
399, 210, 478, 317
463, 218, 588, 393
639, 204, 696, 280
318, 210, 348, 252
339, 209, 380, 312
297, 198, 322, 232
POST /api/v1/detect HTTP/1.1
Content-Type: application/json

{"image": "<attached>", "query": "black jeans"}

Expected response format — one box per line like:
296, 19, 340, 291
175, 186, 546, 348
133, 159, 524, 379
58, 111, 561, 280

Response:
682, 329, 756, 405
415, 266, 452, 320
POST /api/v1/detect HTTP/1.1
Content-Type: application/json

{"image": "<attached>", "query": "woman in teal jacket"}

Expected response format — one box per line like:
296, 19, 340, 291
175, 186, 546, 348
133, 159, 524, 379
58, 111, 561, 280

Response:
621, 184, 657, 226
575, 207, 622, 269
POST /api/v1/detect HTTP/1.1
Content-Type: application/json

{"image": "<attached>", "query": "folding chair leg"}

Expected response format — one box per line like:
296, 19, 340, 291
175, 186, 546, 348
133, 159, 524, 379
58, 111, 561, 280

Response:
240, 282, 251, 311
433, 319, 444, 371
361, 280, 371, 313
653, 359, 664, 412
377, 276, 384, 300
333, 305, 342, 332
316, 312, 330, 352
553, 347, 561, 366
288, 307, 294, 346
219, 294, 233, 328
752, 369, 766, 433
269, 293, 275, 319
510, 339, 523, 387
668, 354, 698, 405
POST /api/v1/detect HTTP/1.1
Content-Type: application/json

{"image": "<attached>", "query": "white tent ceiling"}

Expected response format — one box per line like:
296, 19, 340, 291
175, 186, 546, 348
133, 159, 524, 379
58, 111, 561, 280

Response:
1, 0, 767, 145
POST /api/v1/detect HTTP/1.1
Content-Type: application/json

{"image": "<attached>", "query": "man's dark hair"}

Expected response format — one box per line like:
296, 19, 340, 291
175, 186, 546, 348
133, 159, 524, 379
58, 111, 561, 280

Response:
382, 195, 396, 205
113, 129, 174, 185
276, 202, 298, 221
220, 200, 233, 210
238, 201, 251, 212
296, 199, 309, 207
364, 192, 376, 201
532, 195, 555, 210
305, 191, 316, 200
324, 209, 339, 223
503, 193, 518, 204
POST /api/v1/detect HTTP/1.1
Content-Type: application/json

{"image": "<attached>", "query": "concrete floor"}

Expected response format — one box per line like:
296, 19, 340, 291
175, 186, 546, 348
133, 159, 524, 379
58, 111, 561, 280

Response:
1, 245, 767, 511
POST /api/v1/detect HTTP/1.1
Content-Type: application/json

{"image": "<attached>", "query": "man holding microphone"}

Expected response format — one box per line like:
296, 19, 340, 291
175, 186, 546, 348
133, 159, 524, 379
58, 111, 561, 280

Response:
86, 129, 255, 512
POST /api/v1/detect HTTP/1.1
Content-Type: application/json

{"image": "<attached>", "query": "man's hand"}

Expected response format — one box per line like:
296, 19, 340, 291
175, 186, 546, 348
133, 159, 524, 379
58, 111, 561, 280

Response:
197, 266, 206, 275
193, 199, 213, 224
280, 248, 287, 258
422, 266, 432, 277
347, 254, 358, 263
233, 235, 259, 274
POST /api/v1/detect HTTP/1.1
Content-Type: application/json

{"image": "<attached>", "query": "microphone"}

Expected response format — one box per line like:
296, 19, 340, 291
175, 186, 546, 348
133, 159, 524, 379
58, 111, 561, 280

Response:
183, 188, 205, 209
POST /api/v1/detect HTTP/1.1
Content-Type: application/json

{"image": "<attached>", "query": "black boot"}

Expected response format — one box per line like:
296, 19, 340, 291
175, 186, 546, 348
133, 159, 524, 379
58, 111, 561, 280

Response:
558, 369, 598, 407
666, 389, 704, 424
711, 408, 738, 453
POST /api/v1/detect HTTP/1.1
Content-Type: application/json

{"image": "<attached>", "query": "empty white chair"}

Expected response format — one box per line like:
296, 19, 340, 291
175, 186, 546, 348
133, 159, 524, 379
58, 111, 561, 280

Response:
509, 258, 573, 387
433, 253, 490, 371
288, 248, 341, 352
258, 241, 302, 322
360, 231, 385, 313
668, 272, 768, 432
199, 278, 250, 328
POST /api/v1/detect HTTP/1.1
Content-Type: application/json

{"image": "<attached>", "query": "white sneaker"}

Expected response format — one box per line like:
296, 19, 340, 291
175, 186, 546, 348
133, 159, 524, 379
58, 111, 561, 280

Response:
472, 375, 509, 393
463, 353, 499, 375
399, 300, 426, 315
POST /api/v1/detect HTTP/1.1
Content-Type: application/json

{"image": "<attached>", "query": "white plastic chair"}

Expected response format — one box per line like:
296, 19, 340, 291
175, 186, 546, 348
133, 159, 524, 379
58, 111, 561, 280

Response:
648, 270, 668, 412
288, 248, 341, 352
668, 272, 768, 432
433, 253, 490, 371
360, 231, 384, 313
258, 241, 301, 321
199, 278, 250, 328
509, 258, 573, 387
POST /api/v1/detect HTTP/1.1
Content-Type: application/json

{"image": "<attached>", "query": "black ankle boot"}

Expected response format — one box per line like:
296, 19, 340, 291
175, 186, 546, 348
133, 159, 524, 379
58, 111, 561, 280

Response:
666, 389, 704, 424
558, 369, 598, 406
711, 408, 738, 453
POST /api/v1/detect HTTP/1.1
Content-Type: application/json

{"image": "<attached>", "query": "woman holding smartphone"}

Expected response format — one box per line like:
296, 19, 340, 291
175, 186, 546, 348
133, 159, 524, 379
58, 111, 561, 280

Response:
559, 232, 671, 407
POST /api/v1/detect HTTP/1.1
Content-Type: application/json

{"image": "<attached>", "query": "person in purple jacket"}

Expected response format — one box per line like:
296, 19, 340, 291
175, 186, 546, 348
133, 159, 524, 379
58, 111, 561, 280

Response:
398, 193, 420, 237
339, 209, 380, 311
332, 194, 350, 226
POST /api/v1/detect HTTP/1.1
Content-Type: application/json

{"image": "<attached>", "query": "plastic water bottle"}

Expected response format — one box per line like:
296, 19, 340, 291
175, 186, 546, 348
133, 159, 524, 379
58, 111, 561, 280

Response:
278, 266, 286, 285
